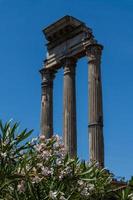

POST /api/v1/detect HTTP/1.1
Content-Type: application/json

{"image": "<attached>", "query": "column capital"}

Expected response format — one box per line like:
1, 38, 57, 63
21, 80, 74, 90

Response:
63, 57, 77, 76
86, 44, 103, 63
40, 68, 56, 87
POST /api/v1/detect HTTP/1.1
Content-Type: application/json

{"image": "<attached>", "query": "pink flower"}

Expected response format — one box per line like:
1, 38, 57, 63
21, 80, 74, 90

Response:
17, 181, 25, 193
49, 191, 58, 199
40, 135, 45, 141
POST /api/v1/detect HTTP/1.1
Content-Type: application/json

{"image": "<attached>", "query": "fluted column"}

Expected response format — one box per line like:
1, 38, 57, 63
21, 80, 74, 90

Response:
40, 68, 55, 138
63, 58, 77, 157
87, 44, 104, 167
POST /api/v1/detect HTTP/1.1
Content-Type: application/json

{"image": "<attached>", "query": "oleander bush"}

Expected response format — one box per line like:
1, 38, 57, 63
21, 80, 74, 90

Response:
0, 120, 133, 200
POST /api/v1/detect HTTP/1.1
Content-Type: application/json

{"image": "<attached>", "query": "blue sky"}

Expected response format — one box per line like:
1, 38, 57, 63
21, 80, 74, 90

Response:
0, 0, 133, 179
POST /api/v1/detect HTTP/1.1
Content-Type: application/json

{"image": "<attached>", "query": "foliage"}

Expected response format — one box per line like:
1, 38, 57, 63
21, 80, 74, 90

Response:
0, 120, 133, 200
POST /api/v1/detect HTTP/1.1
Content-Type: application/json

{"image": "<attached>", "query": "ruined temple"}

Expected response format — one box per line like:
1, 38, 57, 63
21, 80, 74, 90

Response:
40, 16, 104, 167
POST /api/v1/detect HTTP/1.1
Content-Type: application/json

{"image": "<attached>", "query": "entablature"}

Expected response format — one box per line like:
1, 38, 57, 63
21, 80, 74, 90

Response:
43, 15, 98, 70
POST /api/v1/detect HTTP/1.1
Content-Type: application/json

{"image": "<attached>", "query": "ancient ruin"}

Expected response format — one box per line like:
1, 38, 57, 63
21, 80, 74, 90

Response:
40, 15, 104, 167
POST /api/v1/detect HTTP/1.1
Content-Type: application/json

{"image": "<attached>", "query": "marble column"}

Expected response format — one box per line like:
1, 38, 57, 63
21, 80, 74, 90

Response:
40, 68, 55, 138
87, 44, 104, 167
63, 58, 77, 157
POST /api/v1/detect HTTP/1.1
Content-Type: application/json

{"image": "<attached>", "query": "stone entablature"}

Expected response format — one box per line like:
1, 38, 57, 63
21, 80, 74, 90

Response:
43, 15, 96, 69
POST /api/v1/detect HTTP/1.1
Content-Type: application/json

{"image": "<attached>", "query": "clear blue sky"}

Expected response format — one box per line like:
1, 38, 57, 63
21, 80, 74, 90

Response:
0, 0, 133, 179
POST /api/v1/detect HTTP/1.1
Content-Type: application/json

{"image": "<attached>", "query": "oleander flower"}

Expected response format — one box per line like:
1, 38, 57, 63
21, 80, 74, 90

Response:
0, 120, 130, 200
17, 181, 25, 193
49, 191, 58, 199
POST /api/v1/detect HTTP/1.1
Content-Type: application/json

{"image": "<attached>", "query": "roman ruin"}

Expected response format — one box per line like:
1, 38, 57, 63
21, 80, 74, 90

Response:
40, 15, 104, 167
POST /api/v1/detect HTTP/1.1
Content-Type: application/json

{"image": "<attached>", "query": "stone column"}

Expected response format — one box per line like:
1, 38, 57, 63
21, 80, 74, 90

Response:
63, 58, 77, 157
40, 68, 55, 138
87, 44, 104, 167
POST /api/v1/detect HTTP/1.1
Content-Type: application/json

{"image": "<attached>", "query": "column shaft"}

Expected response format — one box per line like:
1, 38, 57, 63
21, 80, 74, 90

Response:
87, 44, 104, 167
40, 69, 54, 138
63, 58, 77, 157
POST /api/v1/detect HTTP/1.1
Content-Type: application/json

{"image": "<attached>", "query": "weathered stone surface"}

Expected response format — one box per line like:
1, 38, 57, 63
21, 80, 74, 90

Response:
40, 68, 55, 138
87, 44, 104, 167
63, 58, 77, 157
43, 15, 93, 69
